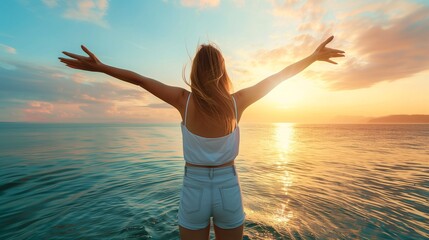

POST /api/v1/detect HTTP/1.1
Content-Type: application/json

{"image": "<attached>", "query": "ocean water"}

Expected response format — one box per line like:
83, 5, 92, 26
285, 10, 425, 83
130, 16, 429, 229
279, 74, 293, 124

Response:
0, 122, 428, 240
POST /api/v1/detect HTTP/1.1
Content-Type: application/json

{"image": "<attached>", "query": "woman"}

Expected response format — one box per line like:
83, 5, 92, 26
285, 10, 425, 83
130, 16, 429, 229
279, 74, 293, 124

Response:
59, 36, 344, 239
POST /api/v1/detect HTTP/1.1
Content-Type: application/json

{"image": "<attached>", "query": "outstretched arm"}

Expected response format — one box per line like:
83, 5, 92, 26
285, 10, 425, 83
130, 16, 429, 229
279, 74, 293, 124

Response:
234, 36, 344, 111
59, 46, 187, 110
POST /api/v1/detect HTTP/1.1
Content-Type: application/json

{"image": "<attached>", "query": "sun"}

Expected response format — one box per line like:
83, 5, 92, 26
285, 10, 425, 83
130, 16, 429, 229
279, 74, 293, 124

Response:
263, 76, 321, 110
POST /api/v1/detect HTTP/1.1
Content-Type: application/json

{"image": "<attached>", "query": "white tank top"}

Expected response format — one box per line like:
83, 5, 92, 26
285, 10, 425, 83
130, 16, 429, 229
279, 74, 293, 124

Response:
181, 92, 240, 166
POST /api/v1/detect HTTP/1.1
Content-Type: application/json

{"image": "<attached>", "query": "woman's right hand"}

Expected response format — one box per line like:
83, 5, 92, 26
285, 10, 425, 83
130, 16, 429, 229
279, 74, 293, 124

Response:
59, 45, 104, 72
311, 36, 345, 64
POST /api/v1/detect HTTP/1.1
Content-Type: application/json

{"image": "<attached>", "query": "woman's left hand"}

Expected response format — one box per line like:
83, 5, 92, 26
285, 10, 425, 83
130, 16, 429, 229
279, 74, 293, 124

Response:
311, 36, 345, 64
59, 45, 104, 72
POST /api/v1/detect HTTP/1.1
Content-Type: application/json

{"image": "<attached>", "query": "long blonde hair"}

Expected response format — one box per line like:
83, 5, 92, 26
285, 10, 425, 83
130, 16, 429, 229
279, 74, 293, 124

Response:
183, 44, 235, 132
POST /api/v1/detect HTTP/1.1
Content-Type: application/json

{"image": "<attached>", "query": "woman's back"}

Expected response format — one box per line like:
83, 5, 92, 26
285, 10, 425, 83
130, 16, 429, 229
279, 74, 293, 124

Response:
183, 93, 239, 138
181, 92, 240, 167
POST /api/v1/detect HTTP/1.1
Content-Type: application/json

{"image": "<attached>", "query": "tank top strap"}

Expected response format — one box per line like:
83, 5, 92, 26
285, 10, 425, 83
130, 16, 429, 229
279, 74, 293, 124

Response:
184, 92, 192, 126
232, 95, 238, 125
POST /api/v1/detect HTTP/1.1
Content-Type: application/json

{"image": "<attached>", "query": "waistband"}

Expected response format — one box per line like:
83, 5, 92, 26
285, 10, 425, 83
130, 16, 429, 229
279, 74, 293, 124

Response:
185, 165, 237, 178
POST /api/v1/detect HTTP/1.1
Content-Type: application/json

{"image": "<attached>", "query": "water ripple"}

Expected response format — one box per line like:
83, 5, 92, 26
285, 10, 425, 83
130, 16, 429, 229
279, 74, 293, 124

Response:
0, 123, 428, 239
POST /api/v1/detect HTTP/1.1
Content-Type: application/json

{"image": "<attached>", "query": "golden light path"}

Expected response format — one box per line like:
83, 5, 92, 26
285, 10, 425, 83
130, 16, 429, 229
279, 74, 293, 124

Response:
273, 123, 295, 225
240, 123, 297, 238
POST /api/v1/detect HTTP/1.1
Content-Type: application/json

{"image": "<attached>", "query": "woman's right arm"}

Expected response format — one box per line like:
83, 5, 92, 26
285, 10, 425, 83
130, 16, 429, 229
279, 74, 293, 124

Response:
234, 36, 344, 112
59, 45, 187, 111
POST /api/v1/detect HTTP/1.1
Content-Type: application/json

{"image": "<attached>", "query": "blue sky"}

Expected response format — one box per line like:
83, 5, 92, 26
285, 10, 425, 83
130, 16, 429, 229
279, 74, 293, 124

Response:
1, 0, 428, 123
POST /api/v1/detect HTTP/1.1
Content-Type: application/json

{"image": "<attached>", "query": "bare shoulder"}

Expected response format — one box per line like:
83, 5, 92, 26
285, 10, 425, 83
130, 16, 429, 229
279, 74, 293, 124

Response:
232, 90, 249, 115
232, 92, 246, 118
177, 90, 191, 119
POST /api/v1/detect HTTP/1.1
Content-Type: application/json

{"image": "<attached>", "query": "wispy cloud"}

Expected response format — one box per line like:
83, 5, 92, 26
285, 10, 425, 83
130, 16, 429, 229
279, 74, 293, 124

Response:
179, 0, 246, 9
231, 0, 429, 91
63, 0, 109, 27
145, 103, 173, 109
227, 33, 323, 89
0, 59, 132, 120
0, 43, 17, 54
180, 0, 220, 9
0, 59, 159, 122
42, 0, 109, 27
269, 0, 326, 23
321, 4, 429, 90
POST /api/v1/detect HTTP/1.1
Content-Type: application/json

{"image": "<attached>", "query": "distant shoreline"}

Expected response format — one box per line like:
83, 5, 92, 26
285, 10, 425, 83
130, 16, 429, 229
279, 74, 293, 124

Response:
368, 114, 429, 124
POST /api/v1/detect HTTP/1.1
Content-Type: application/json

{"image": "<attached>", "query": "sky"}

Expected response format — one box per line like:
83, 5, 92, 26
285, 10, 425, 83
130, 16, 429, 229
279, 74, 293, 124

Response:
0, 0, 428, 123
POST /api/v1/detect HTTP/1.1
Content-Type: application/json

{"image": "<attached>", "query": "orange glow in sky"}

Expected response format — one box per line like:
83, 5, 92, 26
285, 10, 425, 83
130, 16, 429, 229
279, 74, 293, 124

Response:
1, 0, 428, 123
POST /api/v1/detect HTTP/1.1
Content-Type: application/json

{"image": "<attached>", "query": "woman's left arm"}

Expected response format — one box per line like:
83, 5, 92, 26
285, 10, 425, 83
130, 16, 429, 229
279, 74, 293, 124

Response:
59, 45, 187, 110
234, 36, 344, 111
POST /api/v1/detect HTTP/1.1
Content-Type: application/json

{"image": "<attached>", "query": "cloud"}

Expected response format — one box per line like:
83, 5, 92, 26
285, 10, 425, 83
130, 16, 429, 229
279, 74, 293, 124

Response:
180, 0, 220, 9
0, 61, 144, 103
78, 101, 114, 114
0, 58, 183, 122
21, 101, 87, 122
63, 0, 109, 27
25, 101, 54, 113
321, 6, 429, 90
267, 0, 333, 36
227, 33, 322, 89
0, 62, 17, 70
179, 0, 245, 8
269, 0, 325, 22
225, 0, 334, 88
145, 103, 173, 109
231, 0, 429, 91
0, 59, 155, 122
0, 43, 16, 54
42, 0, 109, 27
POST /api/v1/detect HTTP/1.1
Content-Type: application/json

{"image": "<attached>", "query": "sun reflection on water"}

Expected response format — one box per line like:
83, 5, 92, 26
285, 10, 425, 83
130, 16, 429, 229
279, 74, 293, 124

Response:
274, 123, 295, 162
242, 123, 296, 236
272, 123, 295, 226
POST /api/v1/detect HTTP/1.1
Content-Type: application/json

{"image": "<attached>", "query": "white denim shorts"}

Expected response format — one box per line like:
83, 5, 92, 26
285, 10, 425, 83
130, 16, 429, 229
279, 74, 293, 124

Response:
178, 165, 246, 230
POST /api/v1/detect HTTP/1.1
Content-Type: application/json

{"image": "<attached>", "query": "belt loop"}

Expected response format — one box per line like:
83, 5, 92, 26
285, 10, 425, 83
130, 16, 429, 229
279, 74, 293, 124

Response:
185, 166, 188, 176
209, 168, 214, 179
232, 165, 237, 176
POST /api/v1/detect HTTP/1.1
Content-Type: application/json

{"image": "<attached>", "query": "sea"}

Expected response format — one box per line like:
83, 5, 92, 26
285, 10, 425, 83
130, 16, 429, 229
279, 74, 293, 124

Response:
0, 122, 428, 239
